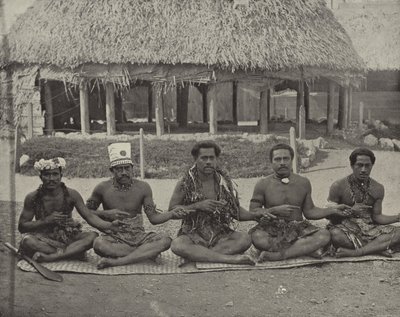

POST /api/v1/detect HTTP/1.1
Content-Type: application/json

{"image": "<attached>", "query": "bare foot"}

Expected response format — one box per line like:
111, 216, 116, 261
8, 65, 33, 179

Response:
231, 255, 255, 266
258, 251, 284, 262
309, 247, 324, 259
97, 258, 115, 270
335, 247, 361, 258
32, 252, 55, 263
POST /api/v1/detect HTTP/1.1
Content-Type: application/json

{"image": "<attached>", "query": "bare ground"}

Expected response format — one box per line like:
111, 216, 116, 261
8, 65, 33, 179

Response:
1, 149, 400, 317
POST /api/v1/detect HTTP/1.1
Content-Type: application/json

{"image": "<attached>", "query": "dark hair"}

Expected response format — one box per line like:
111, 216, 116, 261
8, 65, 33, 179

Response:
191, 141, 221, 158
349, 148, 376, 166
269, 143, 294, 162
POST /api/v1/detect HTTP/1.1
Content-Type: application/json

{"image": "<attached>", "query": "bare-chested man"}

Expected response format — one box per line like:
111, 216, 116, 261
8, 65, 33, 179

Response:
249, 143, 350, 262
169, 141, 271, 265
327, 148, 400, 257
18, 157, 119, 263
87, 143, 187, 269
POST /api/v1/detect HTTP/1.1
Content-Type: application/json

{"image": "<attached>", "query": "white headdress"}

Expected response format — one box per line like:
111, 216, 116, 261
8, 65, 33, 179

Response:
34, 157, 66, 171
108, 143, 133, 168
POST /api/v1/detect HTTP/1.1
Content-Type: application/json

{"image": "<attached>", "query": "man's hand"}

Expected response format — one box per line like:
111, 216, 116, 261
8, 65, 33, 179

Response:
252, 208, 277, 221
194, 199, 226, 213
331, 204, 353, 217
106, 219, 125, 232
269, 205, 300, 219
101, 209, 130, 221
170, 207, 196, 219
44, 212, 67, 225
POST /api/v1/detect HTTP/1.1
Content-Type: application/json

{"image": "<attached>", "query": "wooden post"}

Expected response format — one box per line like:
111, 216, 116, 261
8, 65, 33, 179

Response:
368, 109, 371, 123
326, 81, 335, 135
44, 81, 54, 135
259, 90, 269, 134
105, 83, 116, 136
289, 127, 298, 174
201, 85, 208, 123
154, 85, 164, 137
359, 102, 364, 130
139, 128, 145, 179
147, 84, 153, 123
207, 84, 217, 134
296, 80, 304, 134
299, 105, 306, 139
232, 81, 238, 125
176, 83, 189, 127
347, 86, 353, 127
284, 107, 288, 120
27, 103, 33, 139
304, 82, 310, 122
343, 86, 349, 129
79, 81, 90, 134
337, 86, 344, 130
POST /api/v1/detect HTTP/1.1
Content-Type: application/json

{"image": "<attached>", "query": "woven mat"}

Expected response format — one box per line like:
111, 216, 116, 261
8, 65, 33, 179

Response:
17, 249, 400, 275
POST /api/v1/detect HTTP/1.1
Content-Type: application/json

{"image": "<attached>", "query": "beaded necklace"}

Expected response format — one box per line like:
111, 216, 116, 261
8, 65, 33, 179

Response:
347, 174, 371, 204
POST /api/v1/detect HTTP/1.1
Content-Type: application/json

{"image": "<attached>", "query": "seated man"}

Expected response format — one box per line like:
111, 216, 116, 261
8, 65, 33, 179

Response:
18, 157, 119, 263
327, 148, 400, 257
169, 141, 270, 265
87, 142, 187, 269
249, 143, 350, 262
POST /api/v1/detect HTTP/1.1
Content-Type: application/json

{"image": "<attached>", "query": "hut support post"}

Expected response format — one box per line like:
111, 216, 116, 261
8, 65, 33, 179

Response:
259, 89, 269, 134
232, 81, 238, 125
326, 81, 335, 135
343, 86, 349, 129
347, 86, 353, 126
105, 83, 116, 136
79, 82, 90, 134
27, 103, 33, 139
147, 84, 153, 123
296, 80, 304, 134
176, 83, 189, 127
201, 85, 208, 123
44, 81, 54, 135
338, 86, 344, 130
359, 102, 364, 130
299, 105, 306, 139
154, 86, 164, 137
304, 82, 310, 122
208, 84, 217, 134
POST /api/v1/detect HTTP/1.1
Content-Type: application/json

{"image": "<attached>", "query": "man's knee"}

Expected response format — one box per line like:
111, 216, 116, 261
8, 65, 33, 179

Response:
171, 236, 191, 256
251, 230, 270, 249
234, 232, 252, 250
93, 237, 109, 256
315, 228, 331, 245
330, 228, 345, 245
156, 235, 172, 251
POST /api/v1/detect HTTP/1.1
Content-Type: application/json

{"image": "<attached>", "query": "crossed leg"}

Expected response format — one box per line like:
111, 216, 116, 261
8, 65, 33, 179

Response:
21, 232, 98, 263
252, 228, 331, 262
330, 227, 400, 258
93, 234, 172, 269
171, 231, 255, 265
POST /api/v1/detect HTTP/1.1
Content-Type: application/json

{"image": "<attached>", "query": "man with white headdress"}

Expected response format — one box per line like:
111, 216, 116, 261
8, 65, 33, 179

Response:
86, 142, 188, 269
18, 157, 120, 263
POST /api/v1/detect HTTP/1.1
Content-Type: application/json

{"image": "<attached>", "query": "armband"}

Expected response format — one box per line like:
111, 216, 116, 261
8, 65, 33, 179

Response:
250, 198, 264, 205
144, 203, 157, 215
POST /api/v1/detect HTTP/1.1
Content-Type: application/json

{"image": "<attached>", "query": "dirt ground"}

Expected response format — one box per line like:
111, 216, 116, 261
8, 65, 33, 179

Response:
1, 149, 400, 317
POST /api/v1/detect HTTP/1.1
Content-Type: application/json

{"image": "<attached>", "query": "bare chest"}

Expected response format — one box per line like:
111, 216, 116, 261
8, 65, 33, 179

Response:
201, 180, 218, 200
263, 183, 306, 207
102, 187, 145, 213
39, 195, 73, 217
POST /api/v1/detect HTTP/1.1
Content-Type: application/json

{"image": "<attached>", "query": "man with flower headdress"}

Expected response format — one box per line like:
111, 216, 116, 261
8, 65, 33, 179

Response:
169, 141, 271, 265
18, 157, 120, 263
86, 142, 188, 269
327, 148, 400, 257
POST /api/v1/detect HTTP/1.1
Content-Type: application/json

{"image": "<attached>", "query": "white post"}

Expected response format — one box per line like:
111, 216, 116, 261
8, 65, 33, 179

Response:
359, 102, 364, 130
139, 128, 145, 179
289, 127, 298, 174
284, 107, 288, 120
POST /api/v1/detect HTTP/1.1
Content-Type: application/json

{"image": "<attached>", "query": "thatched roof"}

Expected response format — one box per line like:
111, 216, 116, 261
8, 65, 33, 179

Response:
5, 0, 365, 82
334, 3, 400, 71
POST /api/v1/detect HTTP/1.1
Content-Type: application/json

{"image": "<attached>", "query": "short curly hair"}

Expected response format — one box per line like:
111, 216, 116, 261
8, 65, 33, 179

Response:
191, 141, 221, 159
349, 148, 376, 166
269, 143, 294, 162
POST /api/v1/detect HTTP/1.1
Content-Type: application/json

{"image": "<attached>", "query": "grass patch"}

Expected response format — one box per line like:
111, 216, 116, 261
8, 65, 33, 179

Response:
20, 137, 281, 179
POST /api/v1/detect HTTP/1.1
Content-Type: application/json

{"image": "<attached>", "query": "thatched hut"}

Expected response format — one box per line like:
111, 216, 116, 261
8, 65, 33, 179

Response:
333, 1, 400, 123
3, 0, 365, 137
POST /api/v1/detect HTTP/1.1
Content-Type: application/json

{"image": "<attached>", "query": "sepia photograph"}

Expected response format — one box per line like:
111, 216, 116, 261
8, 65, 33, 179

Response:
1, 0, 399, 316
